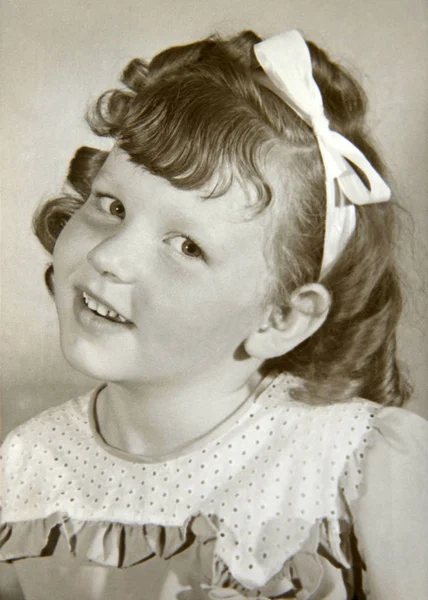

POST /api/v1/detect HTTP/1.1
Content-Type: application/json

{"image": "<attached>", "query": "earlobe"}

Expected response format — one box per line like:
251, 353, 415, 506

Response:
244, 284, 331, 360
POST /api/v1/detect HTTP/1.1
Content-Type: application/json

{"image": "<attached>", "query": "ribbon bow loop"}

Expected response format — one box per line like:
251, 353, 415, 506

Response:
254, 30, 391, 275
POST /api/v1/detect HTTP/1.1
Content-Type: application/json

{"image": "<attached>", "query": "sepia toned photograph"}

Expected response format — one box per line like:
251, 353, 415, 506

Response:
1, 0, 427, 598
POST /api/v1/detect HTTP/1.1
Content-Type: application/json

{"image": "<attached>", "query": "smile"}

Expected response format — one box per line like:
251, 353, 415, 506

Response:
82, 291, 130, 324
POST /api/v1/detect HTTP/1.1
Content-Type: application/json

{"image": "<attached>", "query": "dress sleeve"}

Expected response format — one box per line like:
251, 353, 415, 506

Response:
347, 407, 428, 600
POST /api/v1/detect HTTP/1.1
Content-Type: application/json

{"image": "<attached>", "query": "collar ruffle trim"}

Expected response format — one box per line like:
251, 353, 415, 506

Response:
0, 511, 355, 599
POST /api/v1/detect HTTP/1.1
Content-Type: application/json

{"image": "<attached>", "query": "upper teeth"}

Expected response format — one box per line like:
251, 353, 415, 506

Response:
83, 292, 128, 323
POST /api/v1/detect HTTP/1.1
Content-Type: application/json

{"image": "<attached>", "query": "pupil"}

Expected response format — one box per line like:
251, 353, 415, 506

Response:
110, 200, 124, 217
183, 240, 200, 257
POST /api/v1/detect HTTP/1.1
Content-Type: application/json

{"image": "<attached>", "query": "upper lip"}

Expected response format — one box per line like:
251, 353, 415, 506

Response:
79, 286, 132, 323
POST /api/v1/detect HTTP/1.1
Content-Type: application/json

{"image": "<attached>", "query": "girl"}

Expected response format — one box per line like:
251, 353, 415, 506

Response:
1, 29, 427, 600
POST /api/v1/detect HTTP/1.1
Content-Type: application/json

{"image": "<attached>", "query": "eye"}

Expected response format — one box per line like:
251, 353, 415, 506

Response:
166, 235, 205, 260
96, 196, 126, 219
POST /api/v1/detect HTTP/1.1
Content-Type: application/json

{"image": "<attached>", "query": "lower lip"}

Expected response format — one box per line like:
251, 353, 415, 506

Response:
73, 292, 132, 335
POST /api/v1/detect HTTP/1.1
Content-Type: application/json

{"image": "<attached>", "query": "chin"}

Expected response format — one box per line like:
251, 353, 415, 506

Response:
62, 351, 109, 382
60, 337, 120, 382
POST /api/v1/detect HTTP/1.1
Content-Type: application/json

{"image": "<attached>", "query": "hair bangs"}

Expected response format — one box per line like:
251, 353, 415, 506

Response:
116, 73, 277, 206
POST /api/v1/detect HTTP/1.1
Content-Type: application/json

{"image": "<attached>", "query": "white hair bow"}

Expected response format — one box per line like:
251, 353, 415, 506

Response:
254, 30, 391, 276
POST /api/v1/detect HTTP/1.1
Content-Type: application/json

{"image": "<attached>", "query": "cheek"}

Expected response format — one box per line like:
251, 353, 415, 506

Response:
154, 267, 268, 345
52, 215, 92, 278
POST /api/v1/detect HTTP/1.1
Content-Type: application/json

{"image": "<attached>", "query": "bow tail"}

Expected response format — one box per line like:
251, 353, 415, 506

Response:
320, 178, 356, 275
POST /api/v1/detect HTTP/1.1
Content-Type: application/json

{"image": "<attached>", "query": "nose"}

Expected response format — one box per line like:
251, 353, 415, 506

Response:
87, 227, 145, 283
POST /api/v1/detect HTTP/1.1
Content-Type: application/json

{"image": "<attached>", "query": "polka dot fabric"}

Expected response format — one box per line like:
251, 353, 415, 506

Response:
1, 373, 380, 589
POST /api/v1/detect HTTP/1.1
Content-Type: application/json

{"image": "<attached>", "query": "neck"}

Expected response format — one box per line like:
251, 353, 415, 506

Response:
95, 361, 268, 458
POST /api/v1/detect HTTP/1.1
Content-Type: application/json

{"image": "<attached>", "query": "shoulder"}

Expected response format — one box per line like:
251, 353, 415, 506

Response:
281, 390, 428, 476
2, 388, 103, 522
248, 375, 389, 490
371, 402, 428, 446
341, 402, 428, 499
2, 388, 96, 455
1, 388, 99, 513
347, 402, 428, 502
270, 387, 381, 465
367, 404, 428, 480
344, 404, 428, 599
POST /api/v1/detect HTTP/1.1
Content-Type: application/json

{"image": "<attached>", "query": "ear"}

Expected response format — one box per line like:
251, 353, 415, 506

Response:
244, 283, 331, 360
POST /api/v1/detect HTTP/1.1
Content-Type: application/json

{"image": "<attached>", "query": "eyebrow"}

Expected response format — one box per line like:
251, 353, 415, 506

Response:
92, 187, 120, 200
91, 176, 122, 199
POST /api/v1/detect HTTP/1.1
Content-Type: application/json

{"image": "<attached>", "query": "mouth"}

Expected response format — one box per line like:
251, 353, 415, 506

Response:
81, 291, 132, 325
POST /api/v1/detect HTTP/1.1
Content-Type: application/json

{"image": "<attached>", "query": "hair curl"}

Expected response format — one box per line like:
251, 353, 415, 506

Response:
33, 30, 410, 406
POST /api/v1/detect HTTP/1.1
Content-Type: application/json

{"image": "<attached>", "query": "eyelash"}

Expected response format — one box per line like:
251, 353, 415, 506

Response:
91, 194, 206, 262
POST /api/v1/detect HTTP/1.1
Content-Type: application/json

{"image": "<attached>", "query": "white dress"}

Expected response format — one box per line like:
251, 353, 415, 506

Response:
1, 372, 428, 599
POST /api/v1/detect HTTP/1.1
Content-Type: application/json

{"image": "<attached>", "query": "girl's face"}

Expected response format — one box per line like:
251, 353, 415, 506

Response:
53, 148, 274, 385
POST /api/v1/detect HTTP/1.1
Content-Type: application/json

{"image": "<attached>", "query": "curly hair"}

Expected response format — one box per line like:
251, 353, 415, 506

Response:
33, 30, 410, 406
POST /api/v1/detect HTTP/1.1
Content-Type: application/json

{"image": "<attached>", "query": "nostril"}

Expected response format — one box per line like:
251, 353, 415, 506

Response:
101, 270, 122, 283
